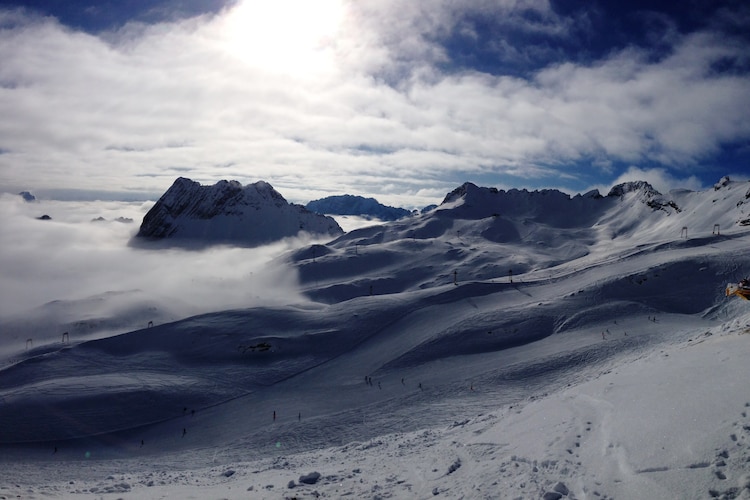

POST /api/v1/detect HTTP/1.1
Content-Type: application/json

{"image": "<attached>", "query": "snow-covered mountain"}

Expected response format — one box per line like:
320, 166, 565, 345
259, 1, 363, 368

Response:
2, 177, 750, 499
306, 194, 413, 221
135, 177, 343, 246
290, 178, 750, 303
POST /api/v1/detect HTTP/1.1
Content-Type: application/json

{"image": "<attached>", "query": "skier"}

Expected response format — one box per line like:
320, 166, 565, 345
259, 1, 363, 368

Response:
273, 411, 276, 421
182, 428, 187, 438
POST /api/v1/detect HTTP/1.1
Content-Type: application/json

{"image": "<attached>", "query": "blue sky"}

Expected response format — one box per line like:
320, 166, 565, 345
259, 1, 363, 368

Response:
0, 0, 748, 207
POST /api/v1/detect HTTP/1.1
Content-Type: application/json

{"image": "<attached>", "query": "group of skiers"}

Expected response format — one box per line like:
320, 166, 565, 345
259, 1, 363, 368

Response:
365, 375, 424, 391
49, 373, 465, 457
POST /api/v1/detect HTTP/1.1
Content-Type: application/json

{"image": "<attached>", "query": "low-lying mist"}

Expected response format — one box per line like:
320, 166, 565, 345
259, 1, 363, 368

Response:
0, 194, 321, 353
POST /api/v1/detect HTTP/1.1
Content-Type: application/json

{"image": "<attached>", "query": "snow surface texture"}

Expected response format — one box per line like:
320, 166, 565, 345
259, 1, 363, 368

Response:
2, 178, 750, 499
135, 177, 343, 246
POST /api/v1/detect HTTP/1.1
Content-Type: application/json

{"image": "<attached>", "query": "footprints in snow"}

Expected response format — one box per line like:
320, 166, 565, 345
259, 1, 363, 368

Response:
706, 402, 750, 499
633, 401, 750, 499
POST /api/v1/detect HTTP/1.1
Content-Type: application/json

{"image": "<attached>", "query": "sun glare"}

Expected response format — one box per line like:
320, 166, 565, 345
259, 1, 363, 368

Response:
222, 0, 344, 75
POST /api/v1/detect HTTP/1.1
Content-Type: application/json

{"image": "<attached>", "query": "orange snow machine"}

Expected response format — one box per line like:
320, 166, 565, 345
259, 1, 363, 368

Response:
726, 278, 750, 300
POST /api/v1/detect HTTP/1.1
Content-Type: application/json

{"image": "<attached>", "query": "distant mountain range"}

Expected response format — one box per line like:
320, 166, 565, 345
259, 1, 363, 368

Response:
133, 176, 750, 252
134, 177, 343, 246
289, 177, 750, 303
306, 194, 413, 221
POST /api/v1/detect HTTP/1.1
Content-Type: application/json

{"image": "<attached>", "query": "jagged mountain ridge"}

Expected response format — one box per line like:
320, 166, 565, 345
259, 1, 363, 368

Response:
135, 177, 343, 246
306, 194, 413, 221
440, 180, 681, 220
289, 177, 750, 303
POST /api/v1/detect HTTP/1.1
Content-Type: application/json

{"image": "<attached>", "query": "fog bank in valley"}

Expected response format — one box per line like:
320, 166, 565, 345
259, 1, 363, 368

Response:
0, 194, 315, 352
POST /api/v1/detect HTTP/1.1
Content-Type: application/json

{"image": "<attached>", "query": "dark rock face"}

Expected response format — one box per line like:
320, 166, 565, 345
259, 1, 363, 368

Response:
306, 194, 411, 221
135, 177, 343, 246
298, 472, 321, 485
437, 182, 604, 227
607, 181, 681, 214
606, 181, 661, 198
19, 191, 36, 202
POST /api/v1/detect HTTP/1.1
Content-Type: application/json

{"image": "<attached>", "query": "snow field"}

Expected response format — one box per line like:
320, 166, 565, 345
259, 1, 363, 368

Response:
3, 180, 750, 498
2, 322, 749, 499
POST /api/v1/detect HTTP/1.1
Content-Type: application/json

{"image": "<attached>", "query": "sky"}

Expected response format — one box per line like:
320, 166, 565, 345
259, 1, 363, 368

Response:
0, 0, 749, 208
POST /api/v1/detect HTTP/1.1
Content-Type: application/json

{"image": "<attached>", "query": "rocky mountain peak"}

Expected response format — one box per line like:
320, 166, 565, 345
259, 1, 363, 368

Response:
306, 194, 412, 221
441, 182, 489, 205
606, 181, 680, 214
18, 191, 36, 202
135, 177, 343, 246
606, 181, 661, 198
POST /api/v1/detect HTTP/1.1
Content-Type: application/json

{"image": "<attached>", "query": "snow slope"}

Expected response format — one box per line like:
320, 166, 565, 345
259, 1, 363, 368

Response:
290, 179, 750, 303
2, 178, 750, 499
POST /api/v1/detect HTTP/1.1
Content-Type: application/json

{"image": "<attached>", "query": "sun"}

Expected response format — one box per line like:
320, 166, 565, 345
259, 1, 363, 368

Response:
221, 0, 345, 75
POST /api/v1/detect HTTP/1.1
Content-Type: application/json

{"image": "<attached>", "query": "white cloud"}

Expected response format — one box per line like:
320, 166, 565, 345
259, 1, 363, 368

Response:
0, 1, 748, 204
603, 166, 704, 195
0, 194, 308, 322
